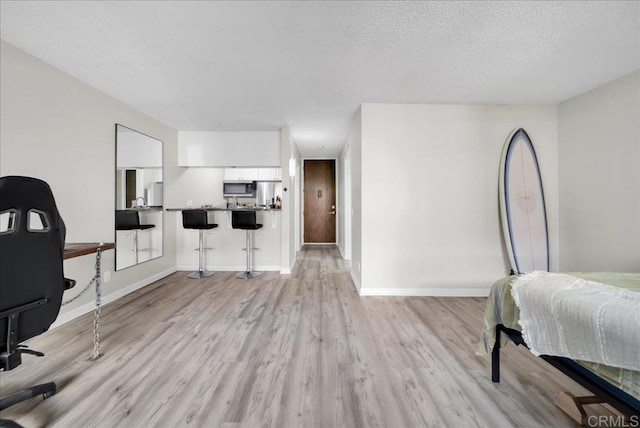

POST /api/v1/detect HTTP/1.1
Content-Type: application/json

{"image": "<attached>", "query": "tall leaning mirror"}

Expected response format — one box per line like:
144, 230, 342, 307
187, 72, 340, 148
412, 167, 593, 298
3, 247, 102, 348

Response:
115, 124, 163, 270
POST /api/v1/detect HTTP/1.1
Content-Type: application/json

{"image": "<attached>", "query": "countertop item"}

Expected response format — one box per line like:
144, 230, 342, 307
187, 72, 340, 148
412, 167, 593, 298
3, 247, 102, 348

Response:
166, 207, 281, 212
124, 207, 163, 212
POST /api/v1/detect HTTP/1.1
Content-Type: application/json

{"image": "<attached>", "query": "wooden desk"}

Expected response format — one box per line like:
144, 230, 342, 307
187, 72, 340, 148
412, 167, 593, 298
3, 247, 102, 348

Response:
64, 242, 114, 260
62, 242, 113, 360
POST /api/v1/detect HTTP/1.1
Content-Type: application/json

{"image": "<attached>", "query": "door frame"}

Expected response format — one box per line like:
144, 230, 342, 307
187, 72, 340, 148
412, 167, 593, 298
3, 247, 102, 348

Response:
302, 157, 339, 245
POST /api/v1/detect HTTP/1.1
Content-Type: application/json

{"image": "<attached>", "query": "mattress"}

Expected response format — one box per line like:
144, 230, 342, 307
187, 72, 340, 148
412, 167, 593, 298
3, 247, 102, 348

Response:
477, 272, 640, 399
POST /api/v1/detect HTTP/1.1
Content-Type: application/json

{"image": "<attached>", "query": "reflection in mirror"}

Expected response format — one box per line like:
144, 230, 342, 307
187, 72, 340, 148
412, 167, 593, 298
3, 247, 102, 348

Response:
115, 124, 163, 271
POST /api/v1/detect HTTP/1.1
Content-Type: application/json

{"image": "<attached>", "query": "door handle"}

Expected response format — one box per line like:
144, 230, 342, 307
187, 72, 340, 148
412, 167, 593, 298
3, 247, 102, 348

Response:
330, 211, 336, 215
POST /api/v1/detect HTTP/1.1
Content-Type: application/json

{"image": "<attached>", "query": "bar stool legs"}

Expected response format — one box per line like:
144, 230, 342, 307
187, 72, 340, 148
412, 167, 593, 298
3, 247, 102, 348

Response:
133, 230, 139, 264
189, 229, 214, 279
236, 230, 261, 279
131, 230, 156, 264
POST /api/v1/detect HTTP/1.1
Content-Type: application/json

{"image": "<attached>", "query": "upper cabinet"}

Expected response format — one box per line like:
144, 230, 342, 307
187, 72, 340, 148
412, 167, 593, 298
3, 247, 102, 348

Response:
224, 168, 281, 181
223, 168, 244, 181
224, 168, 258, 181
179, 131, 281, 167
258, 168, 282, 181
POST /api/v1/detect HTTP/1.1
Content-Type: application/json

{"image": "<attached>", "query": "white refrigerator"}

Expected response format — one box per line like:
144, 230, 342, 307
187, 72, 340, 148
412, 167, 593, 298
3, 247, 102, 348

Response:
146, 182, 163, 207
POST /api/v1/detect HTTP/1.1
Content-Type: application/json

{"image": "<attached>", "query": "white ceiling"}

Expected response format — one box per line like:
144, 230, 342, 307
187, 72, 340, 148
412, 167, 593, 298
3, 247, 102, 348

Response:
1, 1, 638, 157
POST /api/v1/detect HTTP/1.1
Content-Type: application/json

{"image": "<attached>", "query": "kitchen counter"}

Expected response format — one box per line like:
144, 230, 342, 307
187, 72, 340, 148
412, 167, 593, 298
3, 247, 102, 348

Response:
123, 207, 163, 211
171, 206, 282, 272
166, 207, 281, 212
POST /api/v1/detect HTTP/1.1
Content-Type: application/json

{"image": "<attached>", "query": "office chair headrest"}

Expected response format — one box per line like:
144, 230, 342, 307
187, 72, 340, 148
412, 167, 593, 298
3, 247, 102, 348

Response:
0, 175, 66, 251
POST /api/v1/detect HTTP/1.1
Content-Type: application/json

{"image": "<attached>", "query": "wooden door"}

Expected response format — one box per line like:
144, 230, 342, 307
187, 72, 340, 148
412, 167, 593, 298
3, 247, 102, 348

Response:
125, 170, 137, 208
304, 160, 336, 243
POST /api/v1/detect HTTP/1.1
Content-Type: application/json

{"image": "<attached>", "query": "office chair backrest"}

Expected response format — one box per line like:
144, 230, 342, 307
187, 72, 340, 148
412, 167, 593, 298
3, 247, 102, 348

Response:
0, 176, 66, 348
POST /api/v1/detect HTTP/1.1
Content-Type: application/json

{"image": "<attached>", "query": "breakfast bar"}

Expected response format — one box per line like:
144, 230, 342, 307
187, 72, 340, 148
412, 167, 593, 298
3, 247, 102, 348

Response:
166, 207, 283, 273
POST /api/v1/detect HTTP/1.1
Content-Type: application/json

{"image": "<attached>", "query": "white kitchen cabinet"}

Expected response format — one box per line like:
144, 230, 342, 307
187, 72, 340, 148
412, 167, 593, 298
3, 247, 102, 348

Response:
242, 169, 260, 180
224, 169, 243, 180
258, 168, 273, 180
224, 168, 260, 181
224, 168, 282, 181
258, 168, 282, 181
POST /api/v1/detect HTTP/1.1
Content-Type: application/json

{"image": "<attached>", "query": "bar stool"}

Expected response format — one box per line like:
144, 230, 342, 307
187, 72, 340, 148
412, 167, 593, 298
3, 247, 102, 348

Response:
115, 210, 155, 264
231, 210, 263, 279
182, 209, 218, 279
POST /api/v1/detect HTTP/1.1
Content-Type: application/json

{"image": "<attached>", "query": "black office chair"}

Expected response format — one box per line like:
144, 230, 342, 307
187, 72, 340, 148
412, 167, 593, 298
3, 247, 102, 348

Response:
231, 210, 263, 279
182, 209, 218, 279
115, 210, 155, 264
0, 176, 75, 419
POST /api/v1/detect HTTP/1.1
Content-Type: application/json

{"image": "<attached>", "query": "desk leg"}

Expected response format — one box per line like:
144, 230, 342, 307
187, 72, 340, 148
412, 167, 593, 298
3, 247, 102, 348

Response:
93, 249, 103, 360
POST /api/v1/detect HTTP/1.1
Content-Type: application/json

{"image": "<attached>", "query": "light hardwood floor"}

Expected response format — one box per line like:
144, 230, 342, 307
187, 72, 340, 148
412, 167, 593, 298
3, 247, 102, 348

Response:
1, 246, 613, 427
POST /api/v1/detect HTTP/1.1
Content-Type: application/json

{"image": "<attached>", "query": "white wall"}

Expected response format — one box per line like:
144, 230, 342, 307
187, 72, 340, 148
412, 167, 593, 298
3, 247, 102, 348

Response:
348, 109, 363, 290
280, 126, 302, 273
338, 119, 354, 262
293, 148, 302, 253
358, 103, 558, 295
171, 167, 227, 209
0, 40, 179, 317
558, 71, 640, 271
337, 148, 347, 258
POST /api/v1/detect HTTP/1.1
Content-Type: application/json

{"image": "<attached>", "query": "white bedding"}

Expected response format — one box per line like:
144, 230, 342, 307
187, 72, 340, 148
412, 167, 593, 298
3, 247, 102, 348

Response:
512, 271, 640, 371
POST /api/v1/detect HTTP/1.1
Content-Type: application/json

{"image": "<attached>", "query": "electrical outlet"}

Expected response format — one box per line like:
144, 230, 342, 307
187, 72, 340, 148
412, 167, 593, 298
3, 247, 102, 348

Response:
103, 271, 111, 283
187, 200, 193, 207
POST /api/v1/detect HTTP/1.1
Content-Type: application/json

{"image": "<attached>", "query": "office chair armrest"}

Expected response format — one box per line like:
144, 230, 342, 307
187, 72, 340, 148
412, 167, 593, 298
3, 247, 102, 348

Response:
64, 278, 76, 290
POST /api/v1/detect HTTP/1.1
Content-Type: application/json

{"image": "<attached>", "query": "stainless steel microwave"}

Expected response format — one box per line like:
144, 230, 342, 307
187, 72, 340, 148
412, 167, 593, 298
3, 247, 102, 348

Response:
223, 181, 256, 197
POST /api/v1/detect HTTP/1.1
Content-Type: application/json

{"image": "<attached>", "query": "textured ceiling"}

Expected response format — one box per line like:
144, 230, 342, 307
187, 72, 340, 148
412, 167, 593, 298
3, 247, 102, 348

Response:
1, 1, 638, 157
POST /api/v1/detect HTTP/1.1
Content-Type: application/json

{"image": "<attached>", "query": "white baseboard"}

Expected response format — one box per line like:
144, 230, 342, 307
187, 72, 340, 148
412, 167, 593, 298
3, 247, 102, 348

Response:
176, 265, 282, 272
303, 242, 337, 245
349, 269, 361, 293
337, 245, 351, 263
358, 287, 490, 297
280, 268, 291, 274
51, 267, 177, 329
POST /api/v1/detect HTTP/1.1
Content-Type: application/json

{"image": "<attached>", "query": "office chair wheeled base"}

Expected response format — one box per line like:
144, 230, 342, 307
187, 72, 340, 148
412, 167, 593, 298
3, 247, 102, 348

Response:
236, 271, 261, 279
0, 381, 56, 411
188, 270, 214, 279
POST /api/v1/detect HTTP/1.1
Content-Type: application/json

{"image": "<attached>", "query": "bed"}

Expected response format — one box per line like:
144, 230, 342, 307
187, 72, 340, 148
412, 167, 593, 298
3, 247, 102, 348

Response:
477, 272, 640, 420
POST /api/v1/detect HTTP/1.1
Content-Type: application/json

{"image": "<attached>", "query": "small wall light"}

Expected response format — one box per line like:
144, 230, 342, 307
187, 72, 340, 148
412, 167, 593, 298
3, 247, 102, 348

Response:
289, 158, 296, 177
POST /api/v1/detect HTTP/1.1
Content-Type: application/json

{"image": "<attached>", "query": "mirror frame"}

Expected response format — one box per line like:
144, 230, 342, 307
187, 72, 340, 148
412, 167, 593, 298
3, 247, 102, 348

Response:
114, 123, 164, 270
